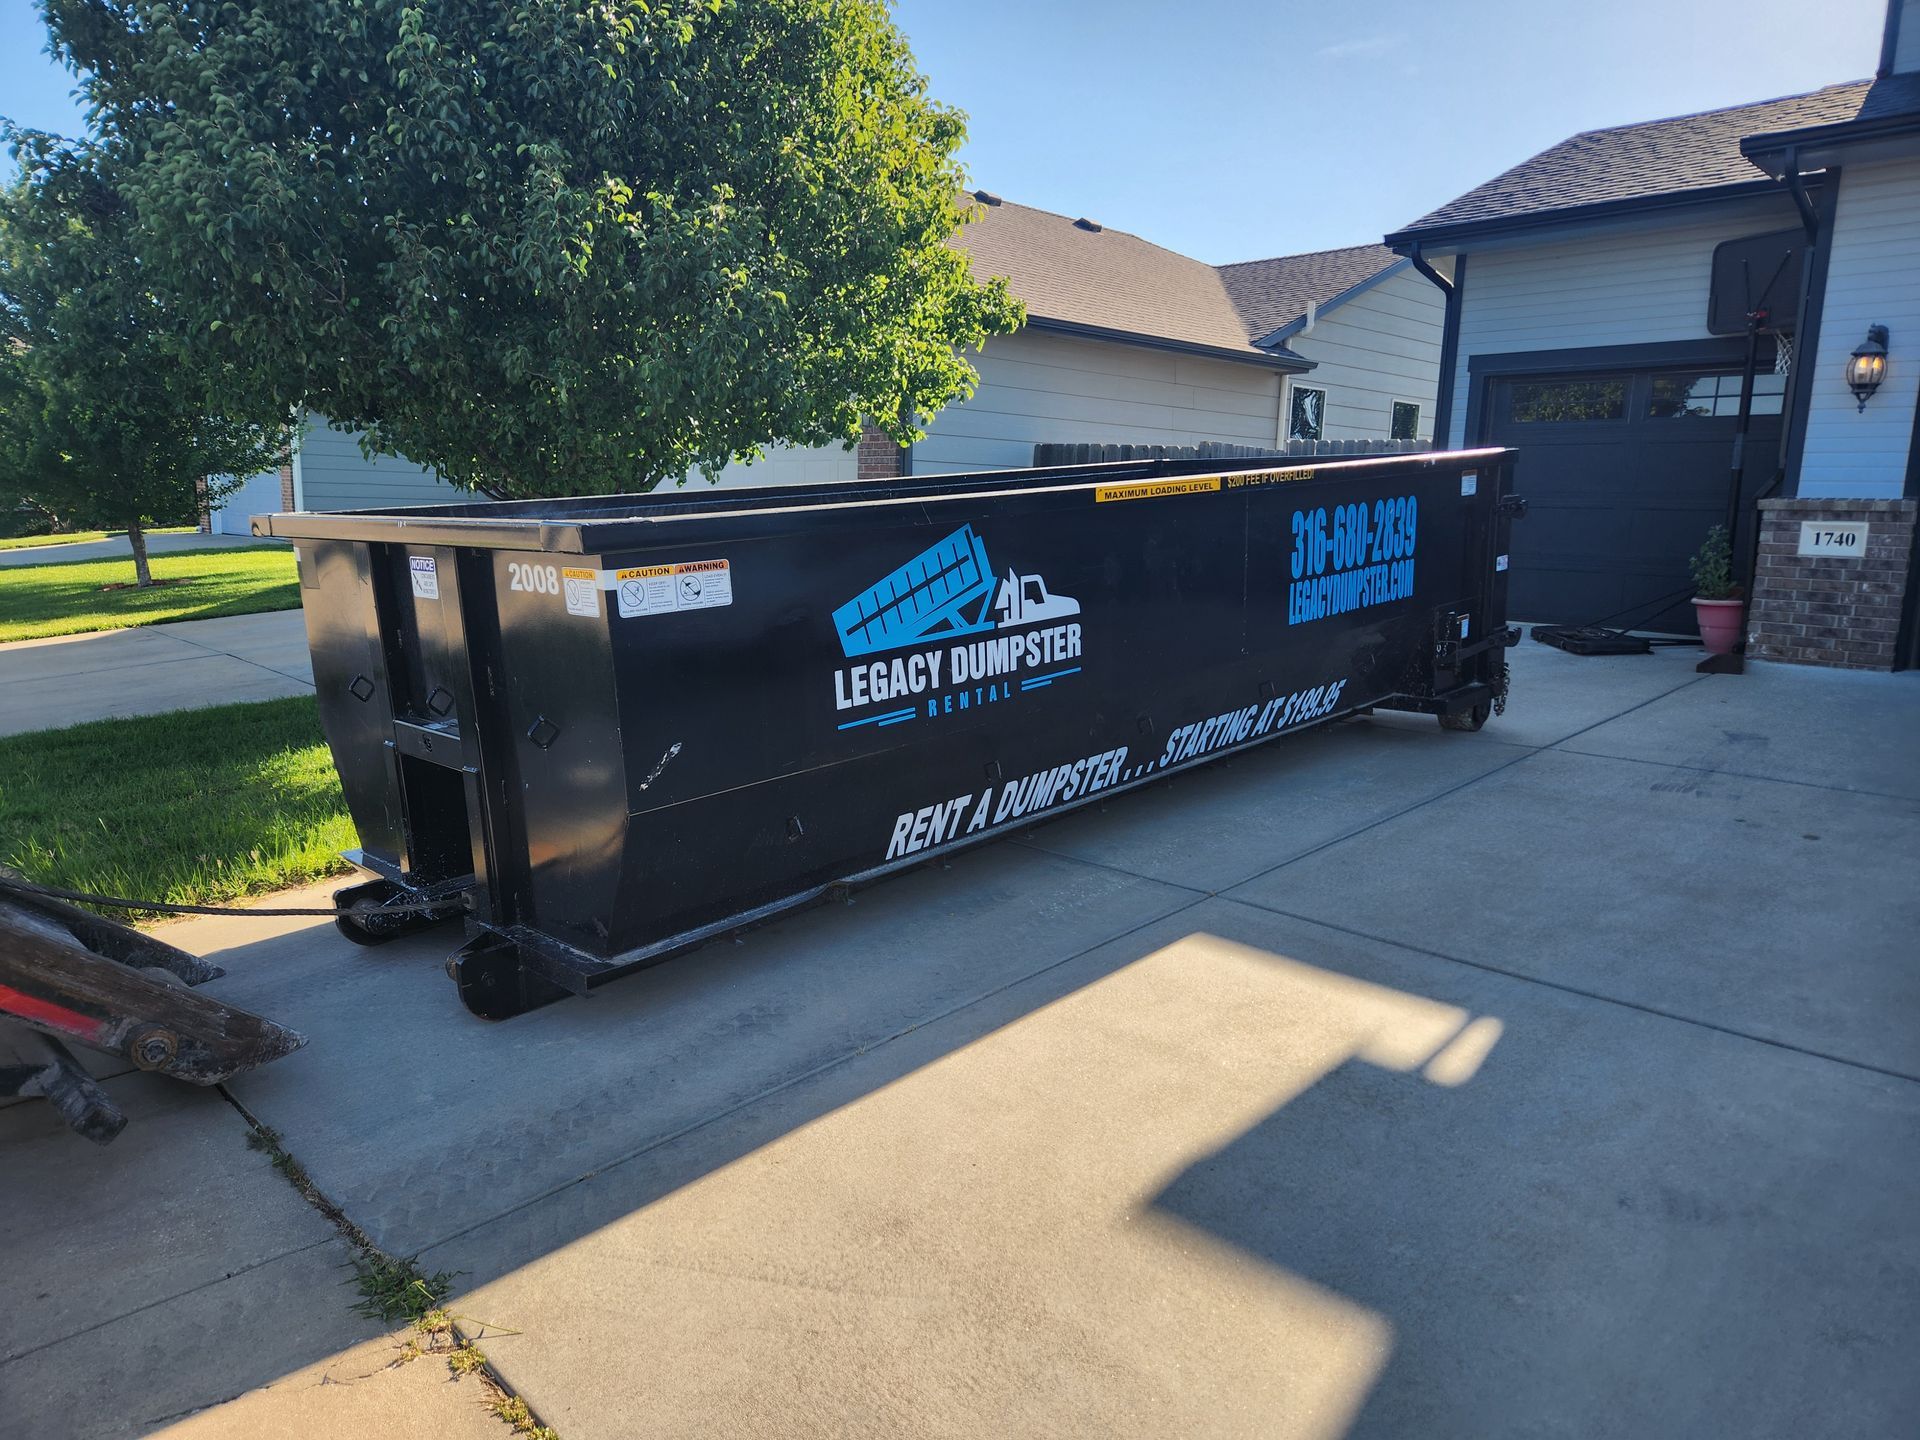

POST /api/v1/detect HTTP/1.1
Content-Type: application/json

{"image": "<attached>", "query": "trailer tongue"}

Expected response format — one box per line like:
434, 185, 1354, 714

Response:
0, 872, 305, 1143
257, 448, 1524, 1020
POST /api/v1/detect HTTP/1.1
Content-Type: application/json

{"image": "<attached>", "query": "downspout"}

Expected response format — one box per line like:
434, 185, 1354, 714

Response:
1721, 144, 1826, 669
1406, 244, 1464, 447
1781, 147, 1818, 242
1773, 145, 1824, 489
1406, 244, 1454, 297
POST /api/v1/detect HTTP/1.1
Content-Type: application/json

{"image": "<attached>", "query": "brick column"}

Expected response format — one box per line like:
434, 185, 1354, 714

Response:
279, 462, 296, 511
1747, 497, 1917, 670
195, 475, 211, 532
856, 424, 906, 481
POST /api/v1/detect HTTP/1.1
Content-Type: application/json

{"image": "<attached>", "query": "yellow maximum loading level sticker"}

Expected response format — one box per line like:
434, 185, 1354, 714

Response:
1094, 476, 1222, 504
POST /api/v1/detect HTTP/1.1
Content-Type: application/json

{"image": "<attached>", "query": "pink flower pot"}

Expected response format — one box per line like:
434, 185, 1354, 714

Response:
1693, 597, 1744, 655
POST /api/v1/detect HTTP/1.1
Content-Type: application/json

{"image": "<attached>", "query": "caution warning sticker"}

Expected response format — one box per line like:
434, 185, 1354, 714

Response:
1094, 477, 1222, 504
562, 567, 600, 617
616, 558, 733, 618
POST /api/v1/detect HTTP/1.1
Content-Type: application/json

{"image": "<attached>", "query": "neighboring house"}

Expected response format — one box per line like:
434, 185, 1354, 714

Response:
899, 194, 1306, 476
211, 197, 1442, 528
206, 414, 463, 532
871, 197, 1442, 477
1218, 243, 1446, 447
1386, 0, 1920, 668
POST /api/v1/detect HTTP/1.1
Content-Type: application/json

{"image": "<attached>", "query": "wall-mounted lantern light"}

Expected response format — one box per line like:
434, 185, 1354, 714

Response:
1846, 324, 1889, 412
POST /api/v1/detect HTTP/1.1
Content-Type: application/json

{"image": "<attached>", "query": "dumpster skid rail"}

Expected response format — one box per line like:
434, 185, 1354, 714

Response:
0, 872, 305, 1142
257, 449, 1524, 1019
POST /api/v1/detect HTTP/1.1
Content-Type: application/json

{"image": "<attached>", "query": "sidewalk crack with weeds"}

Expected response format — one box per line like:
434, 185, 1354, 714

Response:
228, 1093, 560, 1440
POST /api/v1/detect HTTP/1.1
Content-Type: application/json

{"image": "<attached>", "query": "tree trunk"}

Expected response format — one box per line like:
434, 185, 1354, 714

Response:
127, 518, 153, 588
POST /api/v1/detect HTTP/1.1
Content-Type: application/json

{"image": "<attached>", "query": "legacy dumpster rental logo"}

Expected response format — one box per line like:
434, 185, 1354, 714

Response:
830, 524, 1083, 730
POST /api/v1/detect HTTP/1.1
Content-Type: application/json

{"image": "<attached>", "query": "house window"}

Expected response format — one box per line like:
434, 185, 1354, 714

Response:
1506, 376, 1628, 423
1288, 385, 1327, 441
1648, 370, 1785, 418
1390, 400, 1421, 441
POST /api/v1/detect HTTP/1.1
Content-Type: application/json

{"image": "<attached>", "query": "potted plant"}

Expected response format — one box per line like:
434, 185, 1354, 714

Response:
1688, 525, 1743, 654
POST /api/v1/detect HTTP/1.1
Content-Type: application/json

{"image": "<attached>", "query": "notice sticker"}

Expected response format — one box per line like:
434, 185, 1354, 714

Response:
1496, 553, 1510, 572
1460, 473, 1478, 497
616, 558, 733, 618
562, 567, 600, 617
408, 555, 439, 600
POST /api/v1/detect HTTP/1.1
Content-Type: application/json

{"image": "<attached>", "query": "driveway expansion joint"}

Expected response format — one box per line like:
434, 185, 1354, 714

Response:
0, 1235, 338, 1370
1217, 894, 1920, 1087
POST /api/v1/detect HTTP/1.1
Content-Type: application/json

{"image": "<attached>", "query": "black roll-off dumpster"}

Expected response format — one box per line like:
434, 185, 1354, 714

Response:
257, 448, 1524, 1018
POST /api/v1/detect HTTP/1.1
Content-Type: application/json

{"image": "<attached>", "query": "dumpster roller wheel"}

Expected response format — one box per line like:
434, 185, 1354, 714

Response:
1439, 701, 1492, 733
333, 878, 463, 947
446, 933, 572, 1021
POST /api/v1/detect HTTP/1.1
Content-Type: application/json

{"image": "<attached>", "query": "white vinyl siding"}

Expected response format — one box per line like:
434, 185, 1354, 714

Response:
297, 415, 458, 511
707, 440, 858, 488
206, 469, 283, 534
1897, 0, 1920, 73
1284, 265, 1446, 441
1793, 156, 1920, 499
910, 328, 1283, 474
1446, 200, 1802, 448
296, 413, 807, 504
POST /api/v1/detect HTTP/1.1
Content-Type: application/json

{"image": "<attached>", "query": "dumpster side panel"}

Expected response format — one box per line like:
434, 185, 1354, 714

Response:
283, 451, 1518, 1002
552, 457, 1510, 956
296, 540, 405, 870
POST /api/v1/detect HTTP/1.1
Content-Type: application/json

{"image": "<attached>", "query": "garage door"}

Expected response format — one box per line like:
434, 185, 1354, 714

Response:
208, 469, 284, 535
1487, 366, 1783, 633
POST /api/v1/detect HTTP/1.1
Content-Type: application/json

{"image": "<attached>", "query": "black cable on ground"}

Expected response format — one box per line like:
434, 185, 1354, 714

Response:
0, 878, 463, 919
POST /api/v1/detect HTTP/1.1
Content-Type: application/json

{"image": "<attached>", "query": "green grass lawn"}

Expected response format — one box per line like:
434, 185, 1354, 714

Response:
0, 525, 197, 552
0, 544, 299, 642
0, 696, 354, 917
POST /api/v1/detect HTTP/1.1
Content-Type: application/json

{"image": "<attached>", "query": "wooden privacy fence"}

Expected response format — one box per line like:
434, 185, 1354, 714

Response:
1032, 438, 1432, 466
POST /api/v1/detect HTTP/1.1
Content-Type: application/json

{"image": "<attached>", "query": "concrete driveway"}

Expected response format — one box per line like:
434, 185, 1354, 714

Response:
4, 642, 1917, 1438
0, 532, 281, 568
0, 611, 312, 737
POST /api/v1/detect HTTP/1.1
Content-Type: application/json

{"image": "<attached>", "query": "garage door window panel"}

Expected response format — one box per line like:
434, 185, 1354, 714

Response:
1503, 376, 1629, 425
1648, 371, 1785, 419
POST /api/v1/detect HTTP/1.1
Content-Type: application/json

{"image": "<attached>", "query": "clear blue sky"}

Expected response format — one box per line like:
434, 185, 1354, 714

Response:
0, 0, 1889, 261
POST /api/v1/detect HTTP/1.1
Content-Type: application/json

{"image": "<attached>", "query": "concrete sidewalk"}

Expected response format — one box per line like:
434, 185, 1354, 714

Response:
0, 610, 311, 737
0, 532, 281, 568
4, 643, 1917, 1439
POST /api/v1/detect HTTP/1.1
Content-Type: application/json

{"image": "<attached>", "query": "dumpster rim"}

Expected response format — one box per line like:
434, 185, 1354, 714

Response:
252, 447, 1516, 553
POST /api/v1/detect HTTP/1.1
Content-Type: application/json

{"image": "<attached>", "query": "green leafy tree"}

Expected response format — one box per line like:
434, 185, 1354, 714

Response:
0, 158, 289, 584
40, 0, 1023, 498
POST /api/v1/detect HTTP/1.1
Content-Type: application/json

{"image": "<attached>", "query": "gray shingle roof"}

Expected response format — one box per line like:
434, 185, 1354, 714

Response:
953, 196, 1294, 364
1390, 81, 1879, 239
1744, 71, 1920, 153
1216, 244, 1403, 343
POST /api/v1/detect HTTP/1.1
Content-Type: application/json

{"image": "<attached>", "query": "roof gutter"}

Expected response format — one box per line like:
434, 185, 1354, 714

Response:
1385, 176, 1792, 251
1741, 108, 1920, 171
1024, 316, 1311, 372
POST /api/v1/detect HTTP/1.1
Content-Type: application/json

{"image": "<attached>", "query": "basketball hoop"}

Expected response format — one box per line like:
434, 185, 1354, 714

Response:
1773, 331, 1793, 377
